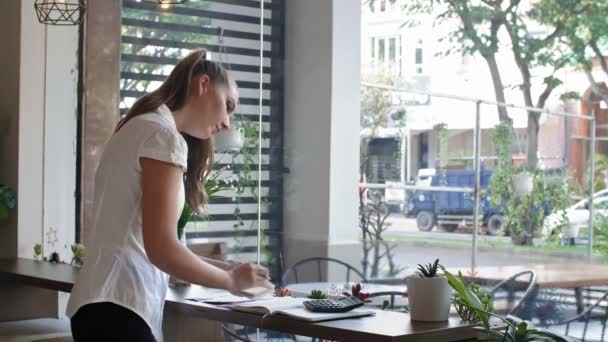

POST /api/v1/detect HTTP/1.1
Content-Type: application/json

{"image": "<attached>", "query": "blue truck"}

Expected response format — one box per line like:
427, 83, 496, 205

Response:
404, 169, 504, 235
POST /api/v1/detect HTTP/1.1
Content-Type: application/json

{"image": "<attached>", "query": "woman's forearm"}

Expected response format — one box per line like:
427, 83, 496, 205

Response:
198, 256, 234, 271
150, 240, 235, 290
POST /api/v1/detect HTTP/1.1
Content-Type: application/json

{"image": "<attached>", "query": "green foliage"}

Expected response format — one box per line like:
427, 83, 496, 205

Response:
441, 266, 492, 330
416, 258, 441, 278
441, 266, 571, 341
488, 123, 515, 208
0, 184, 16, 220
70, 243, 86, 266
307, 290, 328, 300
454, 282, 493, 323
595, 214, 608, 256
532, 0, 608, 104
503, 172, 569, 245
33, 244, 43, 261
360, 69, 406, 137
586, 154, 608, 193
177, 171, 231, 240
489, 123, 569, 245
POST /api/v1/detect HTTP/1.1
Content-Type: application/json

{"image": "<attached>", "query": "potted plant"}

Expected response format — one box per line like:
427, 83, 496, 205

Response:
0, 184, 16, 220
441, 266, 571, 341
512, 171, 534, 197
177, 171, 231, 241
213, 124, 244, 153
405, 259, 452, 322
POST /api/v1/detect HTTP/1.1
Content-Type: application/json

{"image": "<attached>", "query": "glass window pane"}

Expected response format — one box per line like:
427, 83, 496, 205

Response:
378, 39, 385, 62
120, 0, 283, 279
415, 47, 423, 65
389, 37, 396, 62
371, 37, 375, 58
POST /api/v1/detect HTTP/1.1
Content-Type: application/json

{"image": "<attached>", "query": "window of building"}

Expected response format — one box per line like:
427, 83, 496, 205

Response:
371, 37, 376, 58
389, 37, 396, 62
415, 47, 423, 65
378, 38, 385, 62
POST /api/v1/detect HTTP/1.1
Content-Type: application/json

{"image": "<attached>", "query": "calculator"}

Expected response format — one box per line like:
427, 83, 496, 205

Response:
303, 295, 365, 313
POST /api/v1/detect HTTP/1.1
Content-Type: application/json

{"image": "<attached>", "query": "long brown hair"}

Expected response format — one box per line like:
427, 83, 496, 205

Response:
116, 49, 238, 215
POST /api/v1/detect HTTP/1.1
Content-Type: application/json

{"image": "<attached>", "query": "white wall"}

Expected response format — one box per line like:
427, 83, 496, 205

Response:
18, 0, 47, 259
18, 1, 79, 263
43, 26, 79, 262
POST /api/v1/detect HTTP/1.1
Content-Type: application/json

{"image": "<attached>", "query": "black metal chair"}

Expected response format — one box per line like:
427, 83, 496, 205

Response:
488, 270, 538, 320
222, 324, 297, 342
539, 289, 608, 342
280, 257, 367, 286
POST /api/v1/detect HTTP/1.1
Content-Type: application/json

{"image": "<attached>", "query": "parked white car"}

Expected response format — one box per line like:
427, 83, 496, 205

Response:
543, 190, 608, 240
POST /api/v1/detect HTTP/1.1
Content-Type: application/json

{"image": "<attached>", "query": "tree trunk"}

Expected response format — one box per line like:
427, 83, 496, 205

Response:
526, 112, 540, 168
484, 55, 513, 126
584, 67, 608, 105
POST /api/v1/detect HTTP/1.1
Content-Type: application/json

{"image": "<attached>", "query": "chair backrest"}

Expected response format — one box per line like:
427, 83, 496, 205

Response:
222, 325, 251, 342
542, 289, 608, 341
280, 257, 367, 286
489, 270, 537, 319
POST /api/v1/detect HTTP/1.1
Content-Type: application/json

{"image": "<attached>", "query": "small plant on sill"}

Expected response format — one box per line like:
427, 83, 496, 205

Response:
307, 290, 328, 299
343, 283, 370, 302
416, 258, 441, 278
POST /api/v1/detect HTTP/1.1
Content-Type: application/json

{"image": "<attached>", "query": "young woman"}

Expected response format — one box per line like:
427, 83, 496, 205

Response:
67, 49, 271, 342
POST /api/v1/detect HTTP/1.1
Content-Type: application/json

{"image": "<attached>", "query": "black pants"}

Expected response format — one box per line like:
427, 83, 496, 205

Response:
71, 302, 156, 342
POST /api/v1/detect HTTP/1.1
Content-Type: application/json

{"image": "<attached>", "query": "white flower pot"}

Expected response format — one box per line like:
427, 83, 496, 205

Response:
214, 126, 244, 152
406, 275, 452, 322
512, 173, 534, 197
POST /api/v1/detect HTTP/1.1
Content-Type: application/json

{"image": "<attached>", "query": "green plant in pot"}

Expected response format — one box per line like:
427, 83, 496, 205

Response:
177, 171, 231, 241
454, 282, 493, 323
489, 123, 569, 245
0, 184, 16, 220
405, 259, 452, 322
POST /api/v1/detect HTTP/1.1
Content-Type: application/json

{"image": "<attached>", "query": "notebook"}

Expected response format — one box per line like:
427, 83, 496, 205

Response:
230, 297, 376, 322
230, 286, 275, 299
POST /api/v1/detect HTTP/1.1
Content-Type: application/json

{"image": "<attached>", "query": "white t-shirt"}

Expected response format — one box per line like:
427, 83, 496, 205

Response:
66, 104, 188, 342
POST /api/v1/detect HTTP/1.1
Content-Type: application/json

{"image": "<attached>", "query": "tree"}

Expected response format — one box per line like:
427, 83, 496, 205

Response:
359, 68, 406, 278
360, 68, 406, 174
374, 0, 574, 168
532, 0, 608, 105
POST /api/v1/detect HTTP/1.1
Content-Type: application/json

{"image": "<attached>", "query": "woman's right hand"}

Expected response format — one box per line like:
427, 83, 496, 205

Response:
227, 263, 272, 291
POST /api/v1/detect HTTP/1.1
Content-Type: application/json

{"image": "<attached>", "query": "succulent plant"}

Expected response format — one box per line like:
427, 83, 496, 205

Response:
49, 251, 60, 264
416, 258, 441, 278
308, 290, 328, 299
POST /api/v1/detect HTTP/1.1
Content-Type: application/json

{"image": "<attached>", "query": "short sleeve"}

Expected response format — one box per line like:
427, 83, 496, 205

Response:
137, 125, 188, 172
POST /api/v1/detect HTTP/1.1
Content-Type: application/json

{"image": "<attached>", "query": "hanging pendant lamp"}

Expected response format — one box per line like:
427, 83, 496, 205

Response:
34, 0, 86, 26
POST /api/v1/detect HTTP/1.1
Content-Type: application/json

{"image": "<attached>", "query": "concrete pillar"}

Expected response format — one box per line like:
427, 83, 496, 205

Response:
283, 0, 361, 281
80, 0, 121, 246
